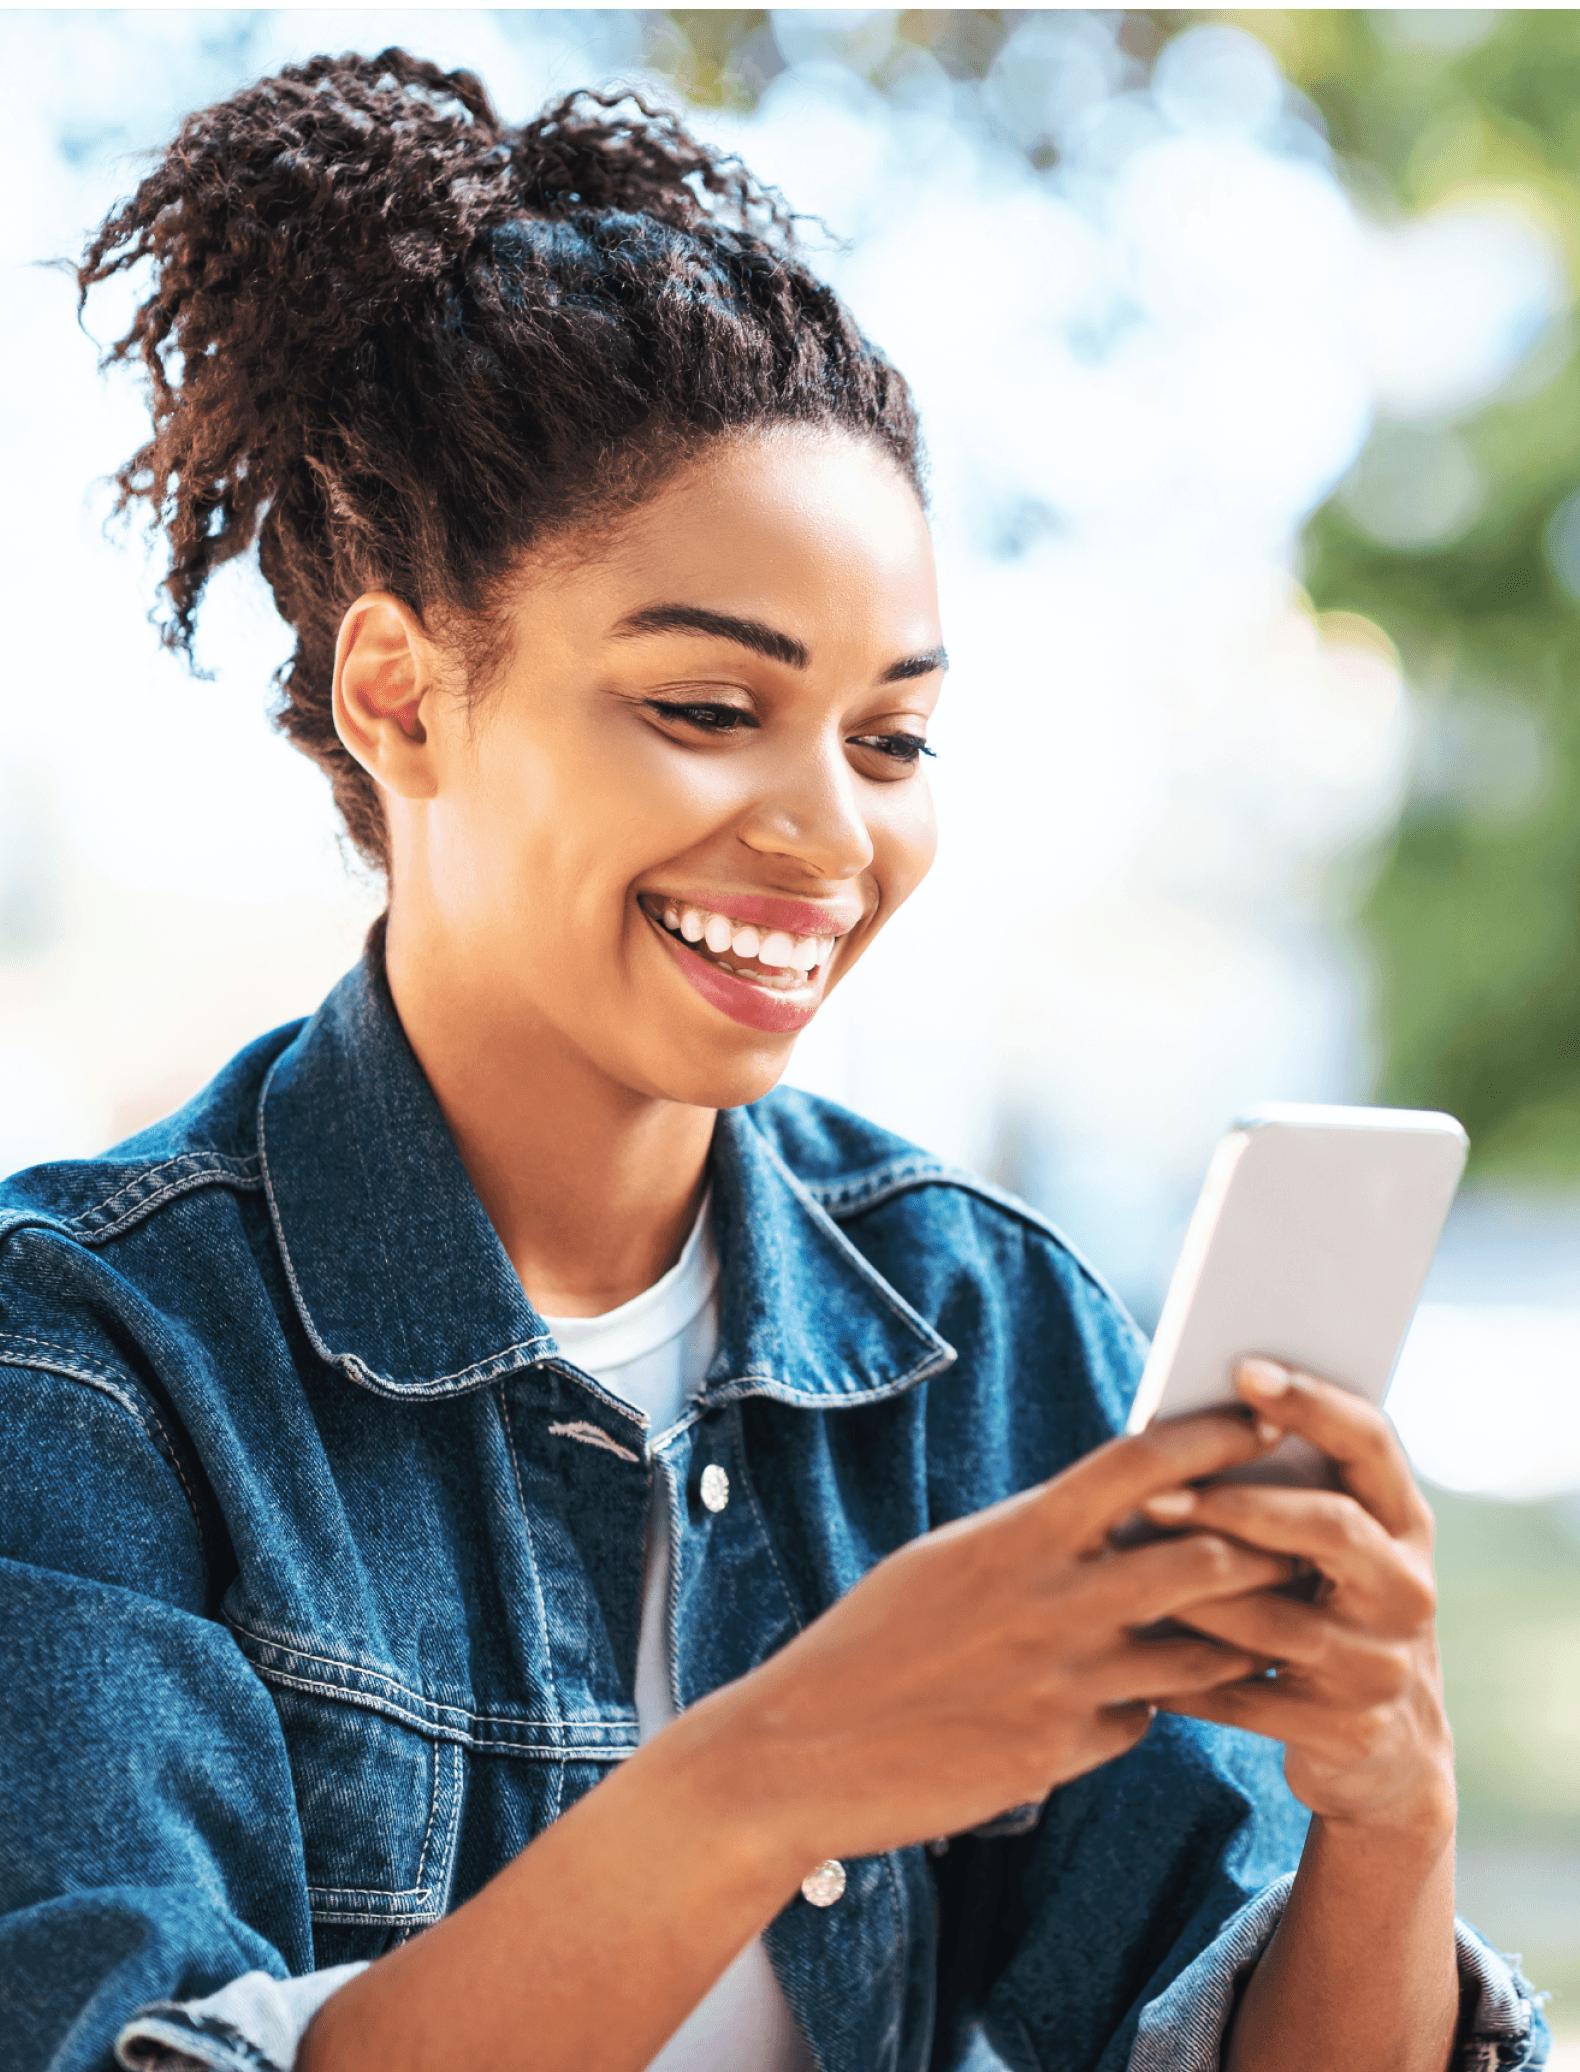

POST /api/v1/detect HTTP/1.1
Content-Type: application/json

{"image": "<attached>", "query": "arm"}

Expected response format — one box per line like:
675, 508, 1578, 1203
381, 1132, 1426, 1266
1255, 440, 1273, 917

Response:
1147, 1361, 1461, 2072
302, 1412, 1305, 2072
0, 1368, 315, 2072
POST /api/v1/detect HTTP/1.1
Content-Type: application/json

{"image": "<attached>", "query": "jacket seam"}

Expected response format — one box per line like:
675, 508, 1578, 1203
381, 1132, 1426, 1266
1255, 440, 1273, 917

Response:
0, 1154, 264, 1256
0, 1335, 206, 1544
806, 1162, 1140, 1326
228, 1614, 633, 1744
246, 1659, 637, 1758
740, 1114, 959, 1361
70, 1154, 265, 1244
725, 1402, 806, 1641
494, 1387, 567, 1819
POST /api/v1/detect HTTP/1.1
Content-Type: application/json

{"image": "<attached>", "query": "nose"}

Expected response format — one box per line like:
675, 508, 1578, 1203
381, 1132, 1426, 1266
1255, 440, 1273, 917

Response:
736, 735, 875, 884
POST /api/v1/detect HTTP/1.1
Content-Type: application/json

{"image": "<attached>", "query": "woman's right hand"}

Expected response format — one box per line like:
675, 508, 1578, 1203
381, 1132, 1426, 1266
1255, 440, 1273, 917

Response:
677, 1410, 1291, 1874
302, 1411, 1292, 2072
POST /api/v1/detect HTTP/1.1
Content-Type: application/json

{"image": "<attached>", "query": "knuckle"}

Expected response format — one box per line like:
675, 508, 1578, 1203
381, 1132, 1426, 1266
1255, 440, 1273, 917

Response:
1375, 1649, 1413, 1702
1354, 1706, 1395, 1761
1190, 1535, 1238, 1585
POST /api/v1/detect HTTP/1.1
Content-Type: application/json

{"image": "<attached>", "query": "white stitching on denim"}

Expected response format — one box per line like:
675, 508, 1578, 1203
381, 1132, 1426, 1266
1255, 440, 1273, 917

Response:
495, 1386, 567, 1820
744, 1117, 957, 1352
307, 1882, 430, 1901
249, 1661, 635, 1760
410, 1737, 444, 1901
70, 1154, 264, 1244
431, 1739, 465, 1918
228, 1612, 633, 1739
258, 1050, 560, 1397
807, 1159, 1141, 1325
701, 1348, 955, 1409
725, 1403, 804, 1639
546, 1419, 641, 1463
0, 1336, 206, 1541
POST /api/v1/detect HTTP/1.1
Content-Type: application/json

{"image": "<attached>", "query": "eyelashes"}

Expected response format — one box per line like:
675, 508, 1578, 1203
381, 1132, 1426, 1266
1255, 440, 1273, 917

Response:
851, 732, 935, 765
644, 701, 935, 766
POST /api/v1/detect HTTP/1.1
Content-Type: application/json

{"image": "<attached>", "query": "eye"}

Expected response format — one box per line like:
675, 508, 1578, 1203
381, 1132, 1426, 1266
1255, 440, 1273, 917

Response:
645, 699, 758, 736
848, 731, 935, 768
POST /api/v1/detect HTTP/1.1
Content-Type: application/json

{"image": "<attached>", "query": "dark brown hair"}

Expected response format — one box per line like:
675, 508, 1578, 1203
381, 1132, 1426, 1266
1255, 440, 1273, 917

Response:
79, 49, 922, 869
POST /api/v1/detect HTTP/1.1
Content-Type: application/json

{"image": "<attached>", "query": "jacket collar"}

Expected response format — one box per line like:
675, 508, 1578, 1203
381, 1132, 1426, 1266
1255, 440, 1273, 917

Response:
259, 950, 953, 1409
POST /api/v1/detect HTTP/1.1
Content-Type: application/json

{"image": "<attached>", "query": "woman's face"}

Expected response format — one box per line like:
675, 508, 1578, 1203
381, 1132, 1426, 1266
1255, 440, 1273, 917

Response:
377, 428, 944, 1110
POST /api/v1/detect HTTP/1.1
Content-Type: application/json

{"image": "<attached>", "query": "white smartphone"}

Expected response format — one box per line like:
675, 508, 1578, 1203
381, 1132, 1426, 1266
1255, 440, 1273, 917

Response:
1125, 1102, 1468, 1487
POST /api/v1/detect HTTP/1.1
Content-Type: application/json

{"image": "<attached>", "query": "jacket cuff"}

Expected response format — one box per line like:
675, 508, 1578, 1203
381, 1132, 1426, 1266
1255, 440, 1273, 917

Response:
115, 1964, 368, 2072
1128, 1874, 1550, 2072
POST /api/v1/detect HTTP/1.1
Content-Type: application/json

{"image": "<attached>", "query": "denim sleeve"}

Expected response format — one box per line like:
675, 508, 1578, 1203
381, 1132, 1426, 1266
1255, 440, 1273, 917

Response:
0, 1364, 318, 2072
1128, 1874, 1551, 2072
114, 1965, 367, 2072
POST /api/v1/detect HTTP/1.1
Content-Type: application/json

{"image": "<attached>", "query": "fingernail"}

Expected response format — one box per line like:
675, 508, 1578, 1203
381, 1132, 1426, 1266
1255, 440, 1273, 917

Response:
1236, 1359, 1291, 1400
1143, 1490, 1197, 1521
1255, 1419, 1284, 1446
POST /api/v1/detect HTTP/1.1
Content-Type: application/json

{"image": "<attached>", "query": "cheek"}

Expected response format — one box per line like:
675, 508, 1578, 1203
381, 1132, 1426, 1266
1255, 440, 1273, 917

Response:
874, 783, 939, 908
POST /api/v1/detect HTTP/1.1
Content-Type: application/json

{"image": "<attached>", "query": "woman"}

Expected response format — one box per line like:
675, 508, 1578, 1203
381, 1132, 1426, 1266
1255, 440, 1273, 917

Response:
0, 50, 1543, 2072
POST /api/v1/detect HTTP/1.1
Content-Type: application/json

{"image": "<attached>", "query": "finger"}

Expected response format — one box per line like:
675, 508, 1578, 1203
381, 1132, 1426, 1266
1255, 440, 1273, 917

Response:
1233, 1360, 1430, 1540
1098, 1529, 1294, 1621
1175, 1592, 1418, 1695
1157, 1681, 1376, 1759
1136, 1483, 1435, 1624
1098, 1635, 1262, 1705
1038, 1412, 1282, 1553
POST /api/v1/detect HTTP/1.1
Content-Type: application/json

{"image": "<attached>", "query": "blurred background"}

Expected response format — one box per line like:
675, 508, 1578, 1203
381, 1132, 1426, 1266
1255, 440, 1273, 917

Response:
2, 3, 1577, 2044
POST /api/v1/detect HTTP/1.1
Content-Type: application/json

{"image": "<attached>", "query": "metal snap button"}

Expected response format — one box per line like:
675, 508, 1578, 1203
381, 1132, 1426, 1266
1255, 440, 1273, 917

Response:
801, 1859, 846, 1907
699, 1462, 730, 1513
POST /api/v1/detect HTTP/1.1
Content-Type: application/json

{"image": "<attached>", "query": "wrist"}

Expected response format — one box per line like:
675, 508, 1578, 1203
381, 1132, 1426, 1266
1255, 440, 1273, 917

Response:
627, 1685, 815, 1905
1313, 1774, 1458, 1860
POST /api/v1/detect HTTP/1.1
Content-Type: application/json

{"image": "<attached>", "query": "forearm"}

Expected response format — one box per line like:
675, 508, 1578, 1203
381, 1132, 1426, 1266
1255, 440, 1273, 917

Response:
298, 1699, 803, 2072
1225, 1808, 1458, 2072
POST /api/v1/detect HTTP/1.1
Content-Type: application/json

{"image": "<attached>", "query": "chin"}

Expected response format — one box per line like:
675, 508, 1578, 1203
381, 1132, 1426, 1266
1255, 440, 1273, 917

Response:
650, 1037, 798, 1113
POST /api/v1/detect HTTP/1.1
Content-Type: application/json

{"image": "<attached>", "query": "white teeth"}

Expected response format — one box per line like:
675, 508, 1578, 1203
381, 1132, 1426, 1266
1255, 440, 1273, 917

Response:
653, 900, 839, 980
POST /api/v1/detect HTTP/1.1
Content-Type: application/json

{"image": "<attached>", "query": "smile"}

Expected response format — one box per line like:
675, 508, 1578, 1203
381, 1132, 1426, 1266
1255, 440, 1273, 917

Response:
648, 900, 835, 988
639, 896, 846, 1034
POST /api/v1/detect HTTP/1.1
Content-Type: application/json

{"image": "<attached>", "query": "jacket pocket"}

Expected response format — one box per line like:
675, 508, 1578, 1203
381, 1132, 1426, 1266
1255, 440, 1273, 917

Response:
268, 1685, 466, 1966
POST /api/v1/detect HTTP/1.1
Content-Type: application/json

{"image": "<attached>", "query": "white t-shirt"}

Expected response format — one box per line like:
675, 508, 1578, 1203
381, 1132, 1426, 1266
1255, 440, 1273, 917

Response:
543, 1201, 814, 2072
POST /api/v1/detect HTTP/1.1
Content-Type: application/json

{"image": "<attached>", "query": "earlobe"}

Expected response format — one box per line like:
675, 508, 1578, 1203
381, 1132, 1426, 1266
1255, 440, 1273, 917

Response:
332, 592, 440, 800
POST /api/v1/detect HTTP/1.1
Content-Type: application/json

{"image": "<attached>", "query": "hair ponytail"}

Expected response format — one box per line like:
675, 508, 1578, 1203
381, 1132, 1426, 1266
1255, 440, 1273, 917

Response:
79, 50, 921, 870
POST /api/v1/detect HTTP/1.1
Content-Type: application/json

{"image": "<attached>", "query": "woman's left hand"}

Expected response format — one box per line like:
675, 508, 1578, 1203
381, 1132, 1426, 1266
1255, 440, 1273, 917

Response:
1140, 1359, 1456, 1835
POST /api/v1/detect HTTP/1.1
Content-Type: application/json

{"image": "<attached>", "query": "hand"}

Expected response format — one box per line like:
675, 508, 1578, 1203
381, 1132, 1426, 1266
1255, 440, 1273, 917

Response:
673, 1410, 1298, 1872
1141, 1360, 1455, 1838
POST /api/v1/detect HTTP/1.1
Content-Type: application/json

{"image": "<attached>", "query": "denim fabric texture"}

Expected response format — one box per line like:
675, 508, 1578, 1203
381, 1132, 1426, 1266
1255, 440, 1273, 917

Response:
0, 946, 1548, 2072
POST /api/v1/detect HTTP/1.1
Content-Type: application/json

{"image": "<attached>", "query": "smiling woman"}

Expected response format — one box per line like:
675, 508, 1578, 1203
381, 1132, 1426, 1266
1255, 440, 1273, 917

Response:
0, 45, 1546, 2072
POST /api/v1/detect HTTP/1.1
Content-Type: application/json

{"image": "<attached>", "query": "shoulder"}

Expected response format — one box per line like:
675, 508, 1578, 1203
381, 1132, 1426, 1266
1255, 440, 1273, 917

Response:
0, 1019, 301, 1251
0, 1021, 304, 1499
0, 1023, 304, 1602
748, 1085, 1147, 1478
750, 1084, 1133, 1314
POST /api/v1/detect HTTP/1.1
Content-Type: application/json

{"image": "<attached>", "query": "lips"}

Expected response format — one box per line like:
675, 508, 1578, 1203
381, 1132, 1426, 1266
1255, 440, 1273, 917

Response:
640, 893, 851, 1034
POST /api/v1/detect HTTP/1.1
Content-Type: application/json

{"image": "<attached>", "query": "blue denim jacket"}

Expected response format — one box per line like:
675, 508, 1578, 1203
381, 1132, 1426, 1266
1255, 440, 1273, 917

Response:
0, 951, 1546, 2072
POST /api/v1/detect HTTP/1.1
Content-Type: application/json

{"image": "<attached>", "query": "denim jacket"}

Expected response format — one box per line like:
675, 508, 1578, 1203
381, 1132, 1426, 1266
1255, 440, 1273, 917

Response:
0, 950, 1547, 2072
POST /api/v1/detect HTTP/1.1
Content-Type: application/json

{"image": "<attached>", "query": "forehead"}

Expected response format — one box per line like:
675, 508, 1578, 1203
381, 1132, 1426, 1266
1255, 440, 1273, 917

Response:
539, 429, 941, 658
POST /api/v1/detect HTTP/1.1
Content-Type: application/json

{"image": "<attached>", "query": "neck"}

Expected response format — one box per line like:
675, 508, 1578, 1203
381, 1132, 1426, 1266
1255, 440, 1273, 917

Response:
383, 921, 716, 1320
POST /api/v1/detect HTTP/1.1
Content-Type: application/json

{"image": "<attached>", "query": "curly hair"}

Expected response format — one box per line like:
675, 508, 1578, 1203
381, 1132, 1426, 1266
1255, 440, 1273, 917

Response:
79, 49, 923, 869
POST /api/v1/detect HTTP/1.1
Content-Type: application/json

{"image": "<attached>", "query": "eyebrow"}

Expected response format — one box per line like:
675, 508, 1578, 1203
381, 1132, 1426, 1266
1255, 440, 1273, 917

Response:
609, 603, 948, 684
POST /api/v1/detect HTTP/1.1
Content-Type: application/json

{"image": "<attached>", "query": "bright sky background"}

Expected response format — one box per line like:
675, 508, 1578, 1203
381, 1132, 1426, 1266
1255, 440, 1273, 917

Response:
0, 8, 1575, 1501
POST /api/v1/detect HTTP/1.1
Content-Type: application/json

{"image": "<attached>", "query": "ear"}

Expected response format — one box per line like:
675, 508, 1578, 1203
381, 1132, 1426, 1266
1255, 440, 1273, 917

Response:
332, 592, 443, 800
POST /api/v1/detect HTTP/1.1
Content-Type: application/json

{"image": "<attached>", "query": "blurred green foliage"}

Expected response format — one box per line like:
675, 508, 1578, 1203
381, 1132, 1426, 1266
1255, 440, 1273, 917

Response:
650, 6, 1580, 1177
1255, 9, 1580, 1179
638, 4, 1580, 1998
